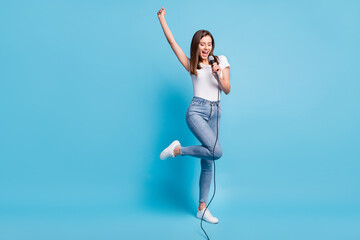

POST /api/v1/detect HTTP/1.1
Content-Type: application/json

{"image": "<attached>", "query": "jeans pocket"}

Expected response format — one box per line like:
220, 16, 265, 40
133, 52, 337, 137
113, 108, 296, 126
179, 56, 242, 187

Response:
188, 101, 205, 117
191, 100, 203, 106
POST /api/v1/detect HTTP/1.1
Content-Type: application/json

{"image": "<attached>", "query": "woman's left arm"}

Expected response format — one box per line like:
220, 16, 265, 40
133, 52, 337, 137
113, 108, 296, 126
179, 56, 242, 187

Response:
212, 64, 231, 95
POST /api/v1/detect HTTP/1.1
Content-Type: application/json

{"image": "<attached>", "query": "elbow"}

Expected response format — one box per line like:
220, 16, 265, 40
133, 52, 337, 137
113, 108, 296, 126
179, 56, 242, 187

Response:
224, 85, 231, 95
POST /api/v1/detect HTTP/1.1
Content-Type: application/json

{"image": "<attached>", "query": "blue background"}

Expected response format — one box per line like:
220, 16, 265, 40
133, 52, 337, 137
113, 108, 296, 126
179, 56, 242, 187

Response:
1, 0, 359, 239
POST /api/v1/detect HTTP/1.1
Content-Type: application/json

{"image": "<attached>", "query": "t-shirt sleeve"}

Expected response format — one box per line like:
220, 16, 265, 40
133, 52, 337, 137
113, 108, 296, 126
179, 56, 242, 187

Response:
219, 55, 230, 70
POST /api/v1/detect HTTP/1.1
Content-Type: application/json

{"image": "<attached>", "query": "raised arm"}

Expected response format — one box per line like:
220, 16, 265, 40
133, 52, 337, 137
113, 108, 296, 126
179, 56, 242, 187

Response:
157, 7, 189, 72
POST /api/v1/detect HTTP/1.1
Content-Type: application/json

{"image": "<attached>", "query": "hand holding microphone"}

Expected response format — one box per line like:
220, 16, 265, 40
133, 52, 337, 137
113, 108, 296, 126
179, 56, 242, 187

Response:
208, 55, 221, 81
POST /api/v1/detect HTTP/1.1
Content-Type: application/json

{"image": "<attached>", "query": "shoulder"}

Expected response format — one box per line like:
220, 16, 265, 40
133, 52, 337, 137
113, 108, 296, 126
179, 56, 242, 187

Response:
217, 55, 228, 63
217, 55, 230, 68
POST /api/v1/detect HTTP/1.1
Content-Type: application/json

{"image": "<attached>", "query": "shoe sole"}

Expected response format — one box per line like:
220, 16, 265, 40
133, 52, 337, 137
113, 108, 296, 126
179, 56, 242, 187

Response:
196, 214, 219, 224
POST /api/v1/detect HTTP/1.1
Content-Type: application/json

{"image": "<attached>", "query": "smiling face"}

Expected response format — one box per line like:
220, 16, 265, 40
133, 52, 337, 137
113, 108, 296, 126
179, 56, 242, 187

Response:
190, 30, 216, 76
198, 35, 213, 61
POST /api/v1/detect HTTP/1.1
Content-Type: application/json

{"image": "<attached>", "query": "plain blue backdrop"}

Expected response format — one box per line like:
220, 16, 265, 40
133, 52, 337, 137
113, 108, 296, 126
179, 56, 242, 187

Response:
0, 0, 359, 239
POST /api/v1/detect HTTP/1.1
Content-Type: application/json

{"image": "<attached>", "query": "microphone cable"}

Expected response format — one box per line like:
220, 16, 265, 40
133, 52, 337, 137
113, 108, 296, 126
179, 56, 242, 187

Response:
200, 56, 220, 240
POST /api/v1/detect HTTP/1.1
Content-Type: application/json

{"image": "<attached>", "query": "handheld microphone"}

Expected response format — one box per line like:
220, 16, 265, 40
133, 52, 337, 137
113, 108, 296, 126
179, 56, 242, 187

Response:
208, 55, 219, 81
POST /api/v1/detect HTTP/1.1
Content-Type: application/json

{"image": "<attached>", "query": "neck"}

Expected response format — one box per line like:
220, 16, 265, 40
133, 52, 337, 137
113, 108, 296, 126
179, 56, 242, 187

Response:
200, 59, 209, 65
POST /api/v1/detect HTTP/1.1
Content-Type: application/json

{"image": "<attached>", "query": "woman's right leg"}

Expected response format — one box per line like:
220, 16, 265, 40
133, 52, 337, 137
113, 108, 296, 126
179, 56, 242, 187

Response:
198, 103, 221, 206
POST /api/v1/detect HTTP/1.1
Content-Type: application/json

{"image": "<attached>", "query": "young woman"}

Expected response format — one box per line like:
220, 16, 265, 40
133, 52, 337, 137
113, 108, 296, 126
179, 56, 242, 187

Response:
157, 7, 230, 224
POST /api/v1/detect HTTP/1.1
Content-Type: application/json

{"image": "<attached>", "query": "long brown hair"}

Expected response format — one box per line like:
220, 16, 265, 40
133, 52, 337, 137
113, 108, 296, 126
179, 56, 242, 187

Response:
190, 30, 219, 76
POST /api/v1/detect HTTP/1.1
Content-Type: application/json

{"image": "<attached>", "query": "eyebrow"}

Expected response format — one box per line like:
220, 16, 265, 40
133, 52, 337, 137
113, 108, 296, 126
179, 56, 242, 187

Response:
200, 42, 212, 44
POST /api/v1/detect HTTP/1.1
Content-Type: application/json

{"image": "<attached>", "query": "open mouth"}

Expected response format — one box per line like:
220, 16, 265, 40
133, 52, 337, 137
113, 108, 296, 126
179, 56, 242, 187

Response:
201, 51, 209, 57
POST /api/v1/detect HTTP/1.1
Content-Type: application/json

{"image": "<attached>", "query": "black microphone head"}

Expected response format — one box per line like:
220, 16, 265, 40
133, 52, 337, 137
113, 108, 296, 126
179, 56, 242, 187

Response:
208, 55, 214, 65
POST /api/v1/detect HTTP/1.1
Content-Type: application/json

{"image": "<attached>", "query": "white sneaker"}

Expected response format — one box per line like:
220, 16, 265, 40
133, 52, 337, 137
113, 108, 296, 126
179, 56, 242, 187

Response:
160, 140, 181, 160
197, 208, 219, 224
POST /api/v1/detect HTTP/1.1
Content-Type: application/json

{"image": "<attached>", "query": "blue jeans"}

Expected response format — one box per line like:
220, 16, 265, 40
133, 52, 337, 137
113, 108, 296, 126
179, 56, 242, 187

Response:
179, 97, 222, 203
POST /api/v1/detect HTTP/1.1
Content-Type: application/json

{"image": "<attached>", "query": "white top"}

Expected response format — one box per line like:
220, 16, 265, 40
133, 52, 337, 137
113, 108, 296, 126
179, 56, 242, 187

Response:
188, 55, 230, 101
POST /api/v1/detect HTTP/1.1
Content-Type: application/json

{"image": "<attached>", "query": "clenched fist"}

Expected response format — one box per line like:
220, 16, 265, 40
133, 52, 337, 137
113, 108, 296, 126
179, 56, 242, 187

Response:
157, 7, 166, 19
212, 62, 221, 80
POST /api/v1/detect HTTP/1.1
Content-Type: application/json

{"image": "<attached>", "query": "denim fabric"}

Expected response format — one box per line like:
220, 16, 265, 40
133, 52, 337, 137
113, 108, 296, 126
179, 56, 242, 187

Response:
179, 96, 222, 203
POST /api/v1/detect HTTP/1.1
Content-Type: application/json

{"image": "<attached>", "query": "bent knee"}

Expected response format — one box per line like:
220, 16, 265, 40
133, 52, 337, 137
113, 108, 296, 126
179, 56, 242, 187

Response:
213, 146, 223, 160
206, 143, 223, 160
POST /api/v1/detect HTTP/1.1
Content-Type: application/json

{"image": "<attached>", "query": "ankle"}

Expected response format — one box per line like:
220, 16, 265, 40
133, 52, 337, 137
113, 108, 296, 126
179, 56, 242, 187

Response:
173, 146, 181, 156
198, 203, 206, 211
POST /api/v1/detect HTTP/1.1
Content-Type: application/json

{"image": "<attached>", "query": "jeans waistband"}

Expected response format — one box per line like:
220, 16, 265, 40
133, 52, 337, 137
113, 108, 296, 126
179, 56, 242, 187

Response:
192, 96, 220, 106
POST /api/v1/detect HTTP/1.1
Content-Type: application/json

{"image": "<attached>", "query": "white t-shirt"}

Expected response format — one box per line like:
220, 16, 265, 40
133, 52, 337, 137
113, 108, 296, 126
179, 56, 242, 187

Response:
188, 55, 230, 101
